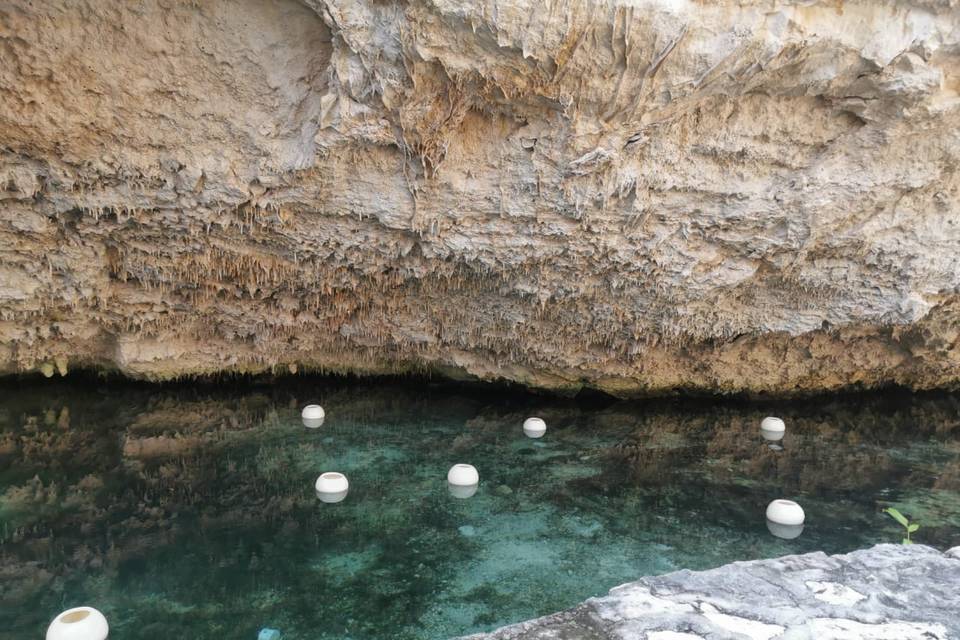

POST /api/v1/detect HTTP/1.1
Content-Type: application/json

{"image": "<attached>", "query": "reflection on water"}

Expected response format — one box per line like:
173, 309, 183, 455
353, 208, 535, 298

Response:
767, 520, 804, 540
1, 378, 959, 640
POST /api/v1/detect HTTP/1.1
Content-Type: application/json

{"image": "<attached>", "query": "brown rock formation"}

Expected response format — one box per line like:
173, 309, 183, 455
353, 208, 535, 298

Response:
1, 0, 959, 395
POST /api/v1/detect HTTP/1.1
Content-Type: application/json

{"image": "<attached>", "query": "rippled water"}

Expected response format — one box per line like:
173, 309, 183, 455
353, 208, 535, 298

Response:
2, 378, 959, 640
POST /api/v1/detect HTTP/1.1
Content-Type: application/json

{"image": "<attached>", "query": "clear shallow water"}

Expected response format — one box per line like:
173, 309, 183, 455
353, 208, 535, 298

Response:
2, 379, 960, 640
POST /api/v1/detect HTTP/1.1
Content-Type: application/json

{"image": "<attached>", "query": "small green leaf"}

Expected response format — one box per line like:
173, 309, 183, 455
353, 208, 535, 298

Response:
903, 538, 913, 545
885, 508, 909, 527
908, 524, 920, 533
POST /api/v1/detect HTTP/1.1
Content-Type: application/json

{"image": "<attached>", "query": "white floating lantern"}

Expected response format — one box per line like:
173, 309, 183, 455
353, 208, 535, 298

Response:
760, 417, 785, 442
448, 483, 478, 499
766, 519, 804, 540
447, 464, 479, 486
766, 499, 805, 526
302, 404, 325, 429
315, 472, 349, 503
46, 606, 109, 640
447, 464, 479, 498
522, 417, 547, 439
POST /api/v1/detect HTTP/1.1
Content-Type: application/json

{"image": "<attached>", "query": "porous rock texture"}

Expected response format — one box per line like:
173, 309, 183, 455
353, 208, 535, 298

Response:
1, 0, 960, 395
460, 544, 960, 640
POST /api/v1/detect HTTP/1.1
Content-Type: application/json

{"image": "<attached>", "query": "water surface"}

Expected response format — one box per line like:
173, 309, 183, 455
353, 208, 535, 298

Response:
2, 378, 959, 639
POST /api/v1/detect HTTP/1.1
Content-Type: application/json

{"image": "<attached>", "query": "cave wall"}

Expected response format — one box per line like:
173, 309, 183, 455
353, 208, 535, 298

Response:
1, 0, 959, 395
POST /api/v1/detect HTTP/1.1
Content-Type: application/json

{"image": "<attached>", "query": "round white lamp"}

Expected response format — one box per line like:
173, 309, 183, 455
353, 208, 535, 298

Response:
302, 405, 325, 429
447, 464, 479, 486
523, 417, 547, 439
46, 607, 109, 640
760, 417, 785, 442
766, 499, 805, 526
315, 472, 349, 503
447, 464, 479, 499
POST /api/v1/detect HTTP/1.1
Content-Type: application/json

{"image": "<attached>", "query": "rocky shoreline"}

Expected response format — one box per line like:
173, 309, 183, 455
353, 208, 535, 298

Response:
460, 544, 960, 640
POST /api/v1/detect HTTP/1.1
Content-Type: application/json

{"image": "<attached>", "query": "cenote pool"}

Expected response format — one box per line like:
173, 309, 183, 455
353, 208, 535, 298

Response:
2, 378, 960, 640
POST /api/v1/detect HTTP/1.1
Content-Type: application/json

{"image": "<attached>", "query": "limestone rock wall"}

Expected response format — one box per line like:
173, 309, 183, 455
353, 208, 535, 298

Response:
1, 0, 959, 395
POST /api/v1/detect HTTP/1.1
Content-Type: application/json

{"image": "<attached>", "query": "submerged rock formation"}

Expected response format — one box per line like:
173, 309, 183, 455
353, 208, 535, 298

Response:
1, 0, 959, 394
461, 544, 960, 639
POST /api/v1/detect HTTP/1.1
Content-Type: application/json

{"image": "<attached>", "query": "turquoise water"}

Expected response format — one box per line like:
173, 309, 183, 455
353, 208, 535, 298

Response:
2, 378, 960, 639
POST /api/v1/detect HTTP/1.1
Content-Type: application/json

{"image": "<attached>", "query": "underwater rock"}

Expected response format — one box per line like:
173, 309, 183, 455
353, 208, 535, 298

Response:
257, 629, 281, 640
459, 544, 960, 639
1, 1, 960, 396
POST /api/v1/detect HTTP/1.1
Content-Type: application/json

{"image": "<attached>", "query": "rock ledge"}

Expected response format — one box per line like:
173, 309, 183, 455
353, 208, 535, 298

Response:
460, 544, 960, 639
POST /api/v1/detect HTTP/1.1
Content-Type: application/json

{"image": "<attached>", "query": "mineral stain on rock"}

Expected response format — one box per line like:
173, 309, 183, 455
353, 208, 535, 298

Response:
1, 1, 959, 396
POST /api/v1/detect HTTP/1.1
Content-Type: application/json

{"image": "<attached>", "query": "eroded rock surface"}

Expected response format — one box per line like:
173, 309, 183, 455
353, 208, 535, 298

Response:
1, 0, 960, 394
460, 544, 960, 640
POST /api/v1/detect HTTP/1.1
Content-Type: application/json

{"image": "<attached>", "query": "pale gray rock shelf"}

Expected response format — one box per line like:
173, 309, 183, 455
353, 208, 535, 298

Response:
460, 544, 960, 640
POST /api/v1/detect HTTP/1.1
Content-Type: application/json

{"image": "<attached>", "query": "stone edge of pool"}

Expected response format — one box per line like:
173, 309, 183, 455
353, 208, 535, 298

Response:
456, 544, 960, 640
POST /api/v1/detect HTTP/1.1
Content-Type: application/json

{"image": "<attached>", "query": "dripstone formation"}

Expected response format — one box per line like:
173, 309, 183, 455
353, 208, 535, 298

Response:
2, 0, 959, 395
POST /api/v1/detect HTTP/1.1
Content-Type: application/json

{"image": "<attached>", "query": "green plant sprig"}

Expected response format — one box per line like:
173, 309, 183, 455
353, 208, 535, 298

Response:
883, 507, 920, 545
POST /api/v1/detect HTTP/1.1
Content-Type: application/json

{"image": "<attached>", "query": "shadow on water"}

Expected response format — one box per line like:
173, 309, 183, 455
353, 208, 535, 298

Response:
1, 377, 959, 639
